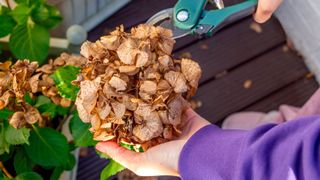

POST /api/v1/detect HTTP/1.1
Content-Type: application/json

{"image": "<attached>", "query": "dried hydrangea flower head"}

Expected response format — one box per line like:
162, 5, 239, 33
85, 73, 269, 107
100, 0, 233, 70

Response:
76, 24, 202, 149
0, 53, 85, 129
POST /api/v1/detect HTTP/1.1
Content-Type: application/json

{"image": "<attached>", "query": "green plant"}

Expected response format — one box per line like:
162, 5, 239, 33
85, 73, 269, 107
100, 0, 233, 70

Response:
0, 0, 62, 63
0, 55, 132, 180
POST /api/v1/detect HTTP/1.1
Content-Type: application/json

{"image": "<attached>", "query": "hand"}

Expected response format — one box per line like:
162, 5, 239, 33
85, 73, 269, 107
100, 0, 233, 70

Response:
96, 108, 211, 176
254, 0, 283, 23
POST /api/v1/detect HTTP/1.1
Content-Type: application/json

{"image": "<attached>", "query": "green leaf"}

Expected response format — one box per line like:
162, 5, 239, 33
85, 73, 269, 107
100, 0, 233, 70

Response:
0, 109, 14, 120
0, 124, 10, 155
34, 95, 51, 108
56, 105, 69, 116
50, 167, 63, 180
0, 6, 10, 15
100, 159, 125, 180
37, 103, 57, 119
0, 15, 16, 38
13, 172, 42, 180
9, 23, 49, 63
5, 126, 30, 145
24, 127, 69, 167
51, 66, 80, 101
70, 113, 96, 147
31, 5, 49, 23
10, 4, 30, 24
0, 170, 3, 178
24, 93, 36, 106
62, 153, 76, 170
14, 148, 34, 174
0, 148, 14, 162
40, 5, 62, 29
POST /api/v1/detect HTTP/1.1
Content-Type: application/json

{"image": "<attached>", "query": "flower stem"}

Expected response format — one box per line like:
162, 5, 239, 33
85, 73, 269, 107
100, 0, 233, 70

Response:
0, 161, 13, 179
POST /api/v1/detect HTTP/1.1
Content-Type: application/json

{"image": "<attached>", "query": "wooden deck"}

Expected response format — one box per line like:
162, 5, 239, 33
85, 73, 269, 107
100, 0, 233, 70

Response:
77, 0, 319, 179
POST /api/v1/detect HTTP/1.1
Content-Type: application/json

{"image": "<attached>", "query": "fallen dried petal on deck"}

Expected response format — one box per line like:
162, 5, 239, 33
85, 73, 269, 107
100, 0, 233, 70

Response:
243, 80, 253, 89
250, 22, 262, 33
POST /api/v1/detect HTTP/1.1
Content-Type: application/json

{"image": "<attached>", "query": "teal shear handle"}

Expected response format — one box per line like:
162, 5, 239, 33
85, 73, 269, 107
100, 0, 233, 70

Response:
173, 0, 258, 36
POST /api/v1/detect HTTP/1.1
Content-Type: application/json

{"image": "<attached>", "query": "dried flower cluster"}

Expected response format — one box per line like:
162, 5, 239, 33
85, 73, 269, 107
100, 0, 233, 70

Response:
0, 53, 85, 128
75, 24, 202, 147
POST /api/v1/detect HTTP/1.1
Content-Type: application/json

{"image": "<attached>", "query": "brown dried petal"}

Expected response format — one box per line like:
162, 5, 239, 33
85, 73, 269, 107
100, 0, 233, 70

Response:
41, 74, 55, 86
9, 112, 26, 129
100, 121, 112, 128
51, 96, 61, 105
163, 125, 173, 140
168, 95, 187, 126
158, 38, 175, 55
119, 66, 139, 75
25, 105, 42, 124
60, 98, 72, 108
123, 95, 138, 111
109, 117, 125, 125
29, 73, 41, 93
181, 59, 201, 88
158, 110, 170, 125
0, 61, 11, 71
0, 91, 12, 110
158, 55, 173, 71
102, 83, 119, 98
116, 38, 137, 65
76, 101, 92, 123
97, 101, 111, 120
140, 80, 157, 95
53, 56, 66, 66
109, 76, 127, 91
12, 60, 38, 77
164, 71, 188, 93
80, 41, 93, 59
36, 64, 53, 74
131, 24, 152, 39
0, 72, 12, 88
135, 50, 149, 67
133, 111, 163, 142
76, 78, 100, 118
135, 102, 152, 119
111, 101, 126, 119
94, 130, 115, 141
81, 41, 108, 61
91, 114, 101, 130
100, 35, 121, 50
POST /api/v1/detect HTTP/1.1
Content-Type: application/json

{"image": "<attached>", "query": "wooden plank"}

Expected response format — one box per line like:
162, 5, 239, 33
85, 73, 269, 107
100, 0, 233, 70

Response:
244, 77, 319, 112
194, 46, 309, 123
77, 148, 109, 180
175, 17, 286, 84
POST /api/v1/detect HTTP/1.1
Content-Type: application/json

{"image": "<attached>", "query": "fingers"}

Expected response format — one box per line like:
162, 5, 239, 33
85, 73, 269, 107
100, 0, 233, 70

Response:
254, 0, 283, 23
96, 141, 141, 171
96, 141, 183, 176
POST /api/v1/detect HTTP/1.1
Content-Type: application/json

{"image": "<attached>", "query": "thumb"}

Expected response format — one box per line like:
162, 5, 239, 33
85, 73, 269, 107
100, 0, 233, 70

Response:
96, 141, 142, 172
254, 0, 283, 23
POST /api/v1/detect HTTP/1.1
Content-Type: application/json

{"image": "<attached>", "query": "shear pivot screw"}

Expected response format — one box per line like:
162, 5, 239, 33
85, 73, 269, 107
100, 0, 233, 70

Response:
177, 10, 189, 22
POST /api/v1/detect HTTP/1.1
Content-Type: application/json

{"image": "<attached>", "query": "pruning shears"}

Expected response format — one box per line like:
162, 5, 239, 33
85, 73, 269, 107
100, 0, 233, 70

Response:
147, 0, 257, 39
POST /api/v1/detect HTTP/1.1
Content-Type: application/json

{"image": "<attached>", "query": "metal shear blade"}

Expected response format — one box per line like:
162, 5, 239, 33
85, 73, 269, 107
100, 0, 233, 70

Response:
146, 8, 192, 39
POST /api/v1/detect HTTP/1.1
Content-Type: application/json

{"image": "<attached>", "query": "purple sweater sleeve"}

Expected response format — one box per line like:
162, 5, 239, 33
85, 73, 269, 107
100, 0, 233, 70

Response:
178, 116, 320, 180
